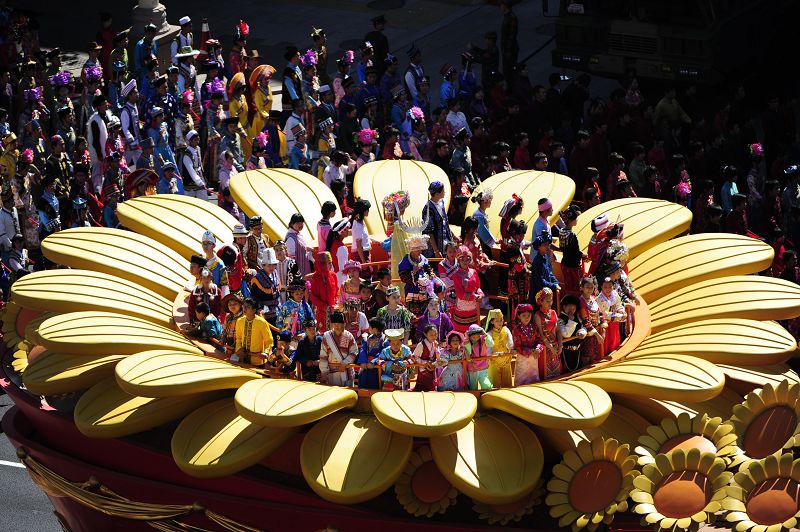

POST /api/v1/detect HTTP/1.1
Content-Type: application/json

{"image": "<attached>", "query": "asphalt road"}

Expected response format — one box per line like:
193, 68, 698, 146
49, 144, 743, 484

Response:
0, 393, 61, 532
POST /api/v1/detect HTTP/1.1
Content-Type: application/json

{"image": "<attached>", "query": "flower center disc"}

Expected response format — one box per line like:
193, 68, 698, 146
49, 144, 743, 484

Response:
658, 434, 717, 455
653, 471, 711, 518
568, 461, 622, 513
746, 478, 800, 525
411, 460, 451, 504
743, 405, 797, 458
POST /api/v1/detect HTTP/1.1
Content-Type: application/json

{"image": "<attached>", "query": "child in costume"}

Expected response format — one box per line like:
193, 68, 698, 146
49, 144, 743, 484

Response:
339, 260, 363, 305
188, 268, 222, 325
234, 297, 274, 366
360, 281, 380, 319
465, 324, 493, 390
597, 272, 626, 354
512, 303, 541, 385
437, 331, 467, 391
317, 200, 337, 254
275, 281, 315, 336
559, 206, 585, 297
412, 324, 440, 391
357, 318, 385, 389
201, 230, 230, 294
451, 245, 483, 332
398, 233, 433, 318
376, 286, 414, 342
559, 294, 587, 373
415, 296, 454, 343
295, 319, 322, 382
309, 251, 339, 331
501, 219, 530, 311
344, 298, 369, 341
534, 287, 563, 380
268, 330, 295, 374
498, 193, 524, 292
220, 292, 244, 357
579, 276, 606, 364
319, 311, 358, 386
249, 248, 280, 324
486, 308, 513, 388
186, 301, 224, 349
373, 328, 413, 390
437, 241, 459, 311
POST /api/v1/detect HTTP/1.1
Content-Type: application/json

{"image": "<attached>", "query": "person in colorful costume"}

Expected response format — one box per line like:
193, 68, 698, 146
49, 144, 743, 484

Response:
415, 296, 454, 344
578, 276, 606, 364
357, 318, 385, 389
437, 331, 466, 391
339, 260, 363, 305
188, 268, 222, 325
512, 303, 540, 384
451, 245, 483, 332
276, 280, 315, 336
320, 311, 358, 386
249, 248, 280, 324
220, 291, 244, 358
485, 308, 513, 388
422, 180, 453, 259
295, 319, 322, 382
373, 328, 413, 390
201, 230, 229, 295
249, 64, 275, 137
285, 213, 312, 278
376, 286, 414, 342
274, 240, 300, 305
501, 219, 529, 311
234, 297, 273, 366
597, 267, 626, 355
412, 324, 441, 391
244, 215, 271, 269
309, 252, 339, 332
465, 324, 493, 390
534, 287, 562, 380
381, 190, 411, 280
343, 298, 369, 341
559, 294, 587, 373
559, 205, 585, 297
398, 233, 433, 318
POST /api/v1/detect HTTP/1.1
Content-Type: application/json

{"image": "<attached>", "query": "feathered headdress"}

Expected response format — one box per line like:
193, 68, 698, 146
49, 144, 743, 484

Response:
181, 88, 194, 106
237, 20, 249, 39
407, 106, 425, 123
84, 66, 102, 83
21, 148, 34, 164
357, 128, 378, 146
381, 190, 410, 211
255, 131, 270, 150
49, 70, 71, 87
24, 86, 42, 102
300, 49, 318, 67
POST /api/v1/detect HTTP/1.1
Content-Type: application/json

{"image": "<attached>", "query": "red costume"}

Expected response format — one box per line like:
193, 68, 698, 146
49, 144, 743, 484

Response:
309, 252, 339, 331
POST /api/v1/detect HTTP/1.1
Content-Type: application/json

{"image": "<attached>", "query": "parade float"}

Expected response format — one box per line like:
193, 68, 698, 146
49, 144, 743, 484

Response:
1, 161, 800, 532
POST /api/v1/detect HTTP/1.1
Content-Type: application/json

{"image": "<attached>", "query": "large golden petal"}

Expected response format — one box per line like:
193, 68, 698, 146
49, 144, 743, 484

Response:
465, 170, 575, 239
649, 276, 800, 334
430, 413, 544, 505
10, 270, 173, 327
371, 391, 477, 437
22, 351, 126, 395
576, 354, 724, 402
627, 234, 774, 302
74, 378, 219, 438
719, 364, 800, 397
300, 413, 413, 504
41, 228, 192, 300
171, 398, 297, 479
629, 319, 796, 366
575, 198, 691, 259
116, 194, 238, 259
36, 311, 201, 356
615, 387, 744, 424
353, 160, 450, 240
235, 379, 358, 428
537, 404, 651, 454
481, 381, 612, 429
115, 350, 261, 398
230, 169, 341, 249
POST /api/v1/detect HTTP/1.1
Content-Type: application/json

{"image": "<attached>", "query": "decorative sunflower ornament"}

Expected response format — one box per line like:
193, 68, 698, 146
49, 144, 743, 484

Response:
631, 448, 730, 531
635, 412, 738, 467
395, 445, 458, 517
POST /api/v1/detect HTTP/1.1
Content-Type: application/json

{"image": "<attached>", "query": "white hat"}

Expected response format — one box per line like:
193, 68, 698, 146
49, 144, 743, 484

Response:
385, 328, 405, 340
201, 230, 216, 245
186, 130, 198, 142
405, 233, 430, 251
107, 115, 120, 128
591, 214, 610, 233
179, 16, 191, 26
258, 248, 279, 266
318, 84, 331, 94
121, 79, 137, 97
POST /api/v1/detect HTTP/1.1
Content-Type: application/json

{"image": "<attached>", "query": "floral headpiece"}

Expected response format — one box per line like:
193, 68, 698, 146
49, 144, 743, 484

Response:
357, 128, 378, 146
49, 71, 71, 87
407, 106, 424, 123
210, 78, 226, 95
344, 50, 354, 64
381, 190, 410, 211
24, 86, 42, 102
405, 233, 430, 252
181, 89, 194, 106
749, 143, 764, 158
21, 148, 34, 164
676, 180, 691, 200
84, 66, 102, 83
300, 49, 318, 67
237, 20, 249, 38
255, 131, 270, 150
608, 239, 629, 264
498, 193, 523, 217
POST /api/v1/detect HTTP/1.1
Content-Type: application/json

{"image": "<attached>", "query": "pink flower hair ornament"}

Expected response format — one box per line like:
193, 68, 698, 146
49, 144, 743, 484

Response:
22, 148, 34, 164
357, 128, 378, 146
345, 50, 355, 64
676, 180, 692, 200
256, 132, 270, 150
84, 66, 103, 83
407, 106, 425, 123
301, 49, 318, 67
749, 143, 764, 158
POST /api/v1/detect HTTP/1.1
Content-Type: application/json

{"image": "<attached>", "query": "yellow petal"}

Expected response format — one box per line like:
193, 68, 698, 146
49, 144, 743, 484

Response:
576, 354, 725, 402
235, 379, 358, 428
371, 391, 477, 437
22, 351, 126, 395
352, 160, 452, 240
575, 198, 691, 260
628, 234, 774, 302
300, 413, 412, 504
630, 319, 797, 366
10, 269, 174, 327
117, 194, 238, 259
74, 378, 220, 438
481, 381, 612, 430
466, 169, 574, 242
41, 227, 192, 300
171, 398, 296, 478
230, 168, 344, 249
430, 413, 544, 505
720, 363, 800, 392
35, 311, 202, 356
649, 276, 800, 334
115, 350, 261, 397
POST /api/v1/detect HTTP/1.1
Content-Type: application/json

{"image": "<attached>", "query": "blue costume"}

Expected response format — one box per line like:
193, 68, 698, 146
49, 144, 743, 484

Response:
357, 333, 386, 389
440, 79, 457, 107
457, 70, 477, 104
288, 142, 309, 169
473, 208, 496, 248
372, 344, 413, 387
294, 333, 322, 381
197, 315, 223, 343
275, 297, 315, 334
531, 251, 559, 302
149, 124, 179, 188
134, 38, 157, 85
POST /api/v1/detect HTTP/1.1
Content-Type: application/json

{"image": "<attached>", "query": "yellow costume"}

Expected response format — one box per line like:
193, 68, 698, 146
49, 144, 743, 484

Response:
234, 315, 273, 365
229, 94, 251, 159
315, 135, 334, 181
250, 85, 272, 138
486, 309, 513, 388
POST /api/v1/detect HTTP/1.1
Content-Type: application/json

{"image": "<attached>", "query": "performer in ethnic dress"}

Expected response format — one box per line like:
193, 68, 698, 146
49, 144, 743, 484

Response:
398, 233, 432, 318
339, 260, 363, 305
437, 331, 467, 391
373, 328, 413, 390
534, 287, 562, 380
451, 245, 483, 332
412, 324, 440, 391
415, 296, 454, 343
309, 252, 339, 332
220, 291, 244, 357
376, 286, 414, 342
597, 273, 626, 354
578, 276, 606, 364
512, 303, 540, 384
501, 219, 529, 311
485, 308, 513, 388
319, 311, 358, 386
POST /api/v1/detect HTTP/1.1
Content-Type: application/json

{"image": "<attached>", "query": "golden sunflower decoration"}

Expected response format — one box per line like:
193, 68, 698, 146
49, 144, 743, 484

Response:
472, 479, 545, 526
635, 412, 738, 467
728, 381, 800, 469
631, 448, 731, 531
2, 166, 800, 529
723, 452, 800, 532
546, 437, 637, 531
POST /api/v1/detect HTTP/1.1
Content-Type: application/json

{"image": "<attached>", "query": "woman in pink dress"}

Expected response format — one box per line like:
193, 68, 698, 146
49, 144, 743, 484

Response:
451, 245, 483, 333
512, 303, 541, 385
534, 287, 562, 381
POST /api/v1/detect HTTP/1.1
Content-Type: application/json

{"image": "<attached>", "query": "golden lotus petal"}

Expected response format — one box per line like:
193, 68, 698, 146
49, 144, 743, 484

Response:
23, 351, 126, 395
371, 391, 477, 437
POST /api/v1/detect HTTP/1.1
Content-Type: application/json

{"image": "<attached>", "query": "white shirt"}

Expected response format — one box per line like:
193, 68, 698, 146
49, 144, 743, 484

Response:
323, 163, 345, 187
351, 219, 370, 252
170, 32, 193, 65
183, 145, 205, 187
120, 103, 140, 149
0, 206, 20, 250
446, 111, 471, 137
283, 113, 303, 153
